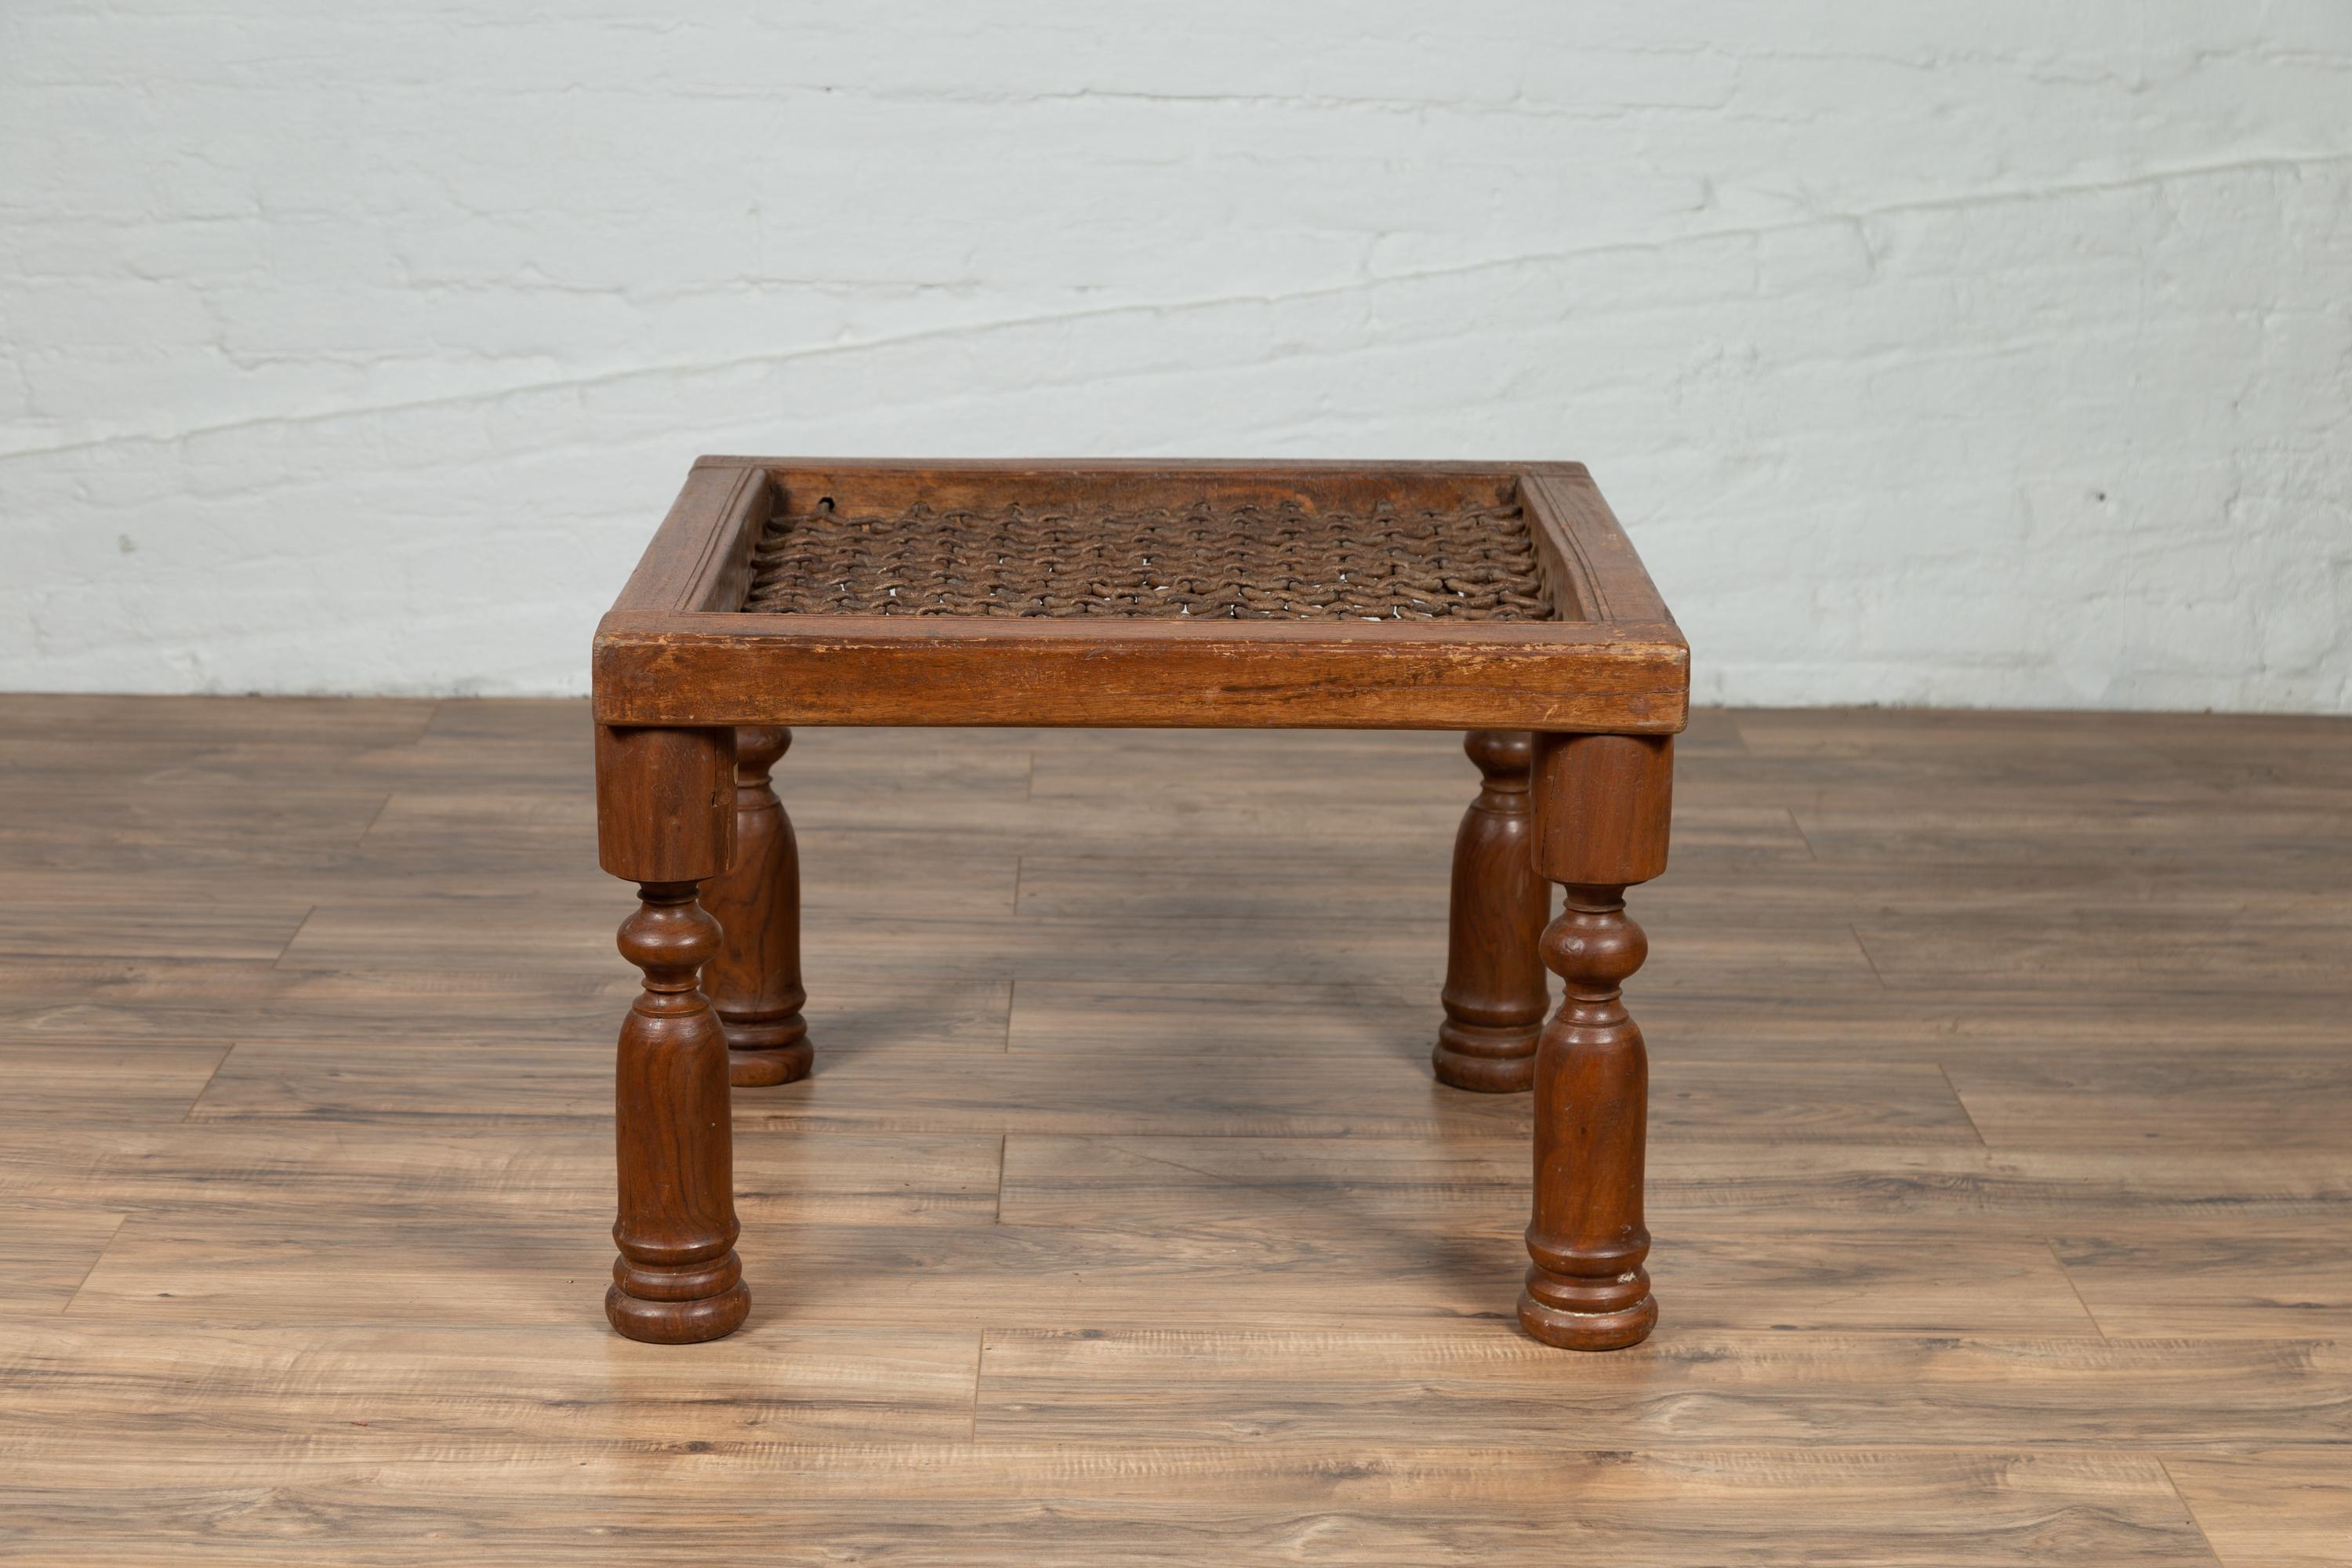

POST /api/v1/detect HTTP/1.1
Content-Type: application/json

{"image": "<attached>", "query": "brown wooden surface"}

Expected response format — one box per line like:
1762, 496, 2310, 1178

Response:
595, 610, 1690, 731
608, 459, 774, 615
1518, 731, 1671, 1348
591, 459, 1690, 732
604, 877, 749, 1343
2, 695, 2349, 1563
1522, 471, 1674, 624
702, 725, 813, 1087
1431, 731, 1551, 1092
593, 722, 734, 883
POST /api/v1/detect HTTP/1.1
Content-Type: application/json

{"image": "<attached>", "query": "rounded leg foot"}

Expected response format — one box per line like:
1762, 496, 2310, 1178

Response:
1517, 1280, 1657, 1351
1432, 1021, 1538, 1093
728, 1029, 812, 1087
605, 1278, 751, 1344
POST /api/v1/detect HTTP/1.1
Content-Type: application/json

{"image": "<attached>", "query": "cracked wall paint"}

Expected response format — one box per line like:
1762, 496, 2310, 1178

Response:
3, 3, 2348, 710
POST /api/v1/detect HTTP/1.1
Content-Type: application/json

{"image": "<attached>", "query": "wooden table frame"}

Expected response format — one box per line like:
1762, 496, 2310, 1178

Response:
593, 458, 1689, 1350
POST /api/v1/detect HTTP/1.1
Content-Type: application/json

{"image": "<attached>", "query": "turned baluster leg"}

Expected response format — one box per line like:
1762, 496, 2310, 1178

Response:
1432, 730, 1552, 1093
702, 725, 813, 1088
596, 724, 750, 1344
1519, 732, 1672, 1351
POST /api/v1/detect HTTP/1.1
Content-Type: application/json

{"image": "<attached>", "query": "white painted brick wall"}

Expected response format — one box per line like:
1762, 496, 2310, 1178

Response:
5, 3, 2348, 710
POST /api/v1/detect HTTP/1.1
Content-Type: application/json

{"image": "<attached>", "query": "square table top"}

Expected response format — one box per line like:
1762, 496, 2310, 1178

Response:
594, 458, 1687, 732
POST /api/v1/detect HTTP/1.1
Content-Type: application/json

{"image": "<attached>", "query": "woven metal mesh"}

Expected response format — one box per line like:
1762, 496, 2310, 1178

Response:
742, 499, 1552, 620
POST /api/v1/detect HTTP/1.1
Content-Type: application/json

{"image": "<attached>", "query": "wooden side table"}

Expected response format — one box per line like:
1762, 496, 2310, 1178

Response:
592, 459, 1689, 1350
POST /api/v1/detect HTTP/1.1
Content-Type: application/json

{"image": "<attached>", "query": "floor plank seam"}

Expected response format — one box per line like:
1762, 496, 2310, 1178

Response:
1786, 806, 1820, 862
1848, 924, 1890, 989
2154, 1454, 2234, 1568
176, 1043, 238, 1124
1938, 1062, 1991, 1149
268, 906, 318, 971
2049, 1239, 2114, 1344
969, 1328, 985, 1443
352, 792, 395, 847
54, 1211, 129, 1316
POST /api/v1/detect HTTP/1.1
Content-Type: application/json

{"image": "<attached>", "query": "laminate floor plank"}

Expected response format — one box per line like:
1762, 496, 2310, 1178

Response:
1855, 909, 2352, 993
2164, 1448, 2352, 1568
1635, 988, 2352, 1054
0, 895, 312, 963
12, 962, 2343, 1058
2, 962, 1007, 1051
0, 782, 396, 871
974, 1328, 2350, 1449
0, 1207, 126, 1312
1, 1320, 982, 1452
0, 694, 441, 748
1007, 978, 1428, 1054
997, 1134, 2352, 1226
270, 903, 1882, 996
185, 1044, 1976, 1141
0, 1448, 2219, 1566
1946, 1047, 2352, 1149
1791, 804, 2351, 874
1019, 850, 2352, 923
269, 866, 1020, 967
2053, 1221, 2352, 1338
0, 1126, 1003, 1225
1010, 837, 1816, 925
64, 1207, 2100, 1338
0, 1042, 229, 1125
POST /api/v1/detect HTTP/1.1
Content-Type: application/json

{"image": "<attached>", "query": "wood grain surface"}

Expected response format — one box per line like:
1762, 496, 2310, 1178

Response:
1, 694, 2347, 1563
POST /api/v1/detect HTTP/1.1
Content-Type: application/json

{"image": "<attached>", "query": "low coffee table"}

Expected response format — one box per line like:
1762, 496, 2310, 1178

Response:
593, 458, 1689, 1349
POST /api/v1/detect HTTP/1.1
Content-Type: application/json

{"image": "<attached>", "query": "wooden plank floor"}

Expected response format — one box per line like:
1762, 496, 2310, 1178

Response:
2, 695, 2347, 1565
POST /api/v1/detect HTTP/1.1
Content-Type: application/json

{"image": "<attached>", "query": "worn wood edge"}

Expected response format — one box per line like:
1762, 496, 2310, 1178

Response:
644, 459, 1623, 624
681, 468, 775, 613
690, 455, 1595, 479
599, 609, 1681, 652
610, 463, 771, 615
591, 615, 1690, 731
700, 456, 1587, 525
1520, 477, 1602, 622
1523, 473, 1678, 630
